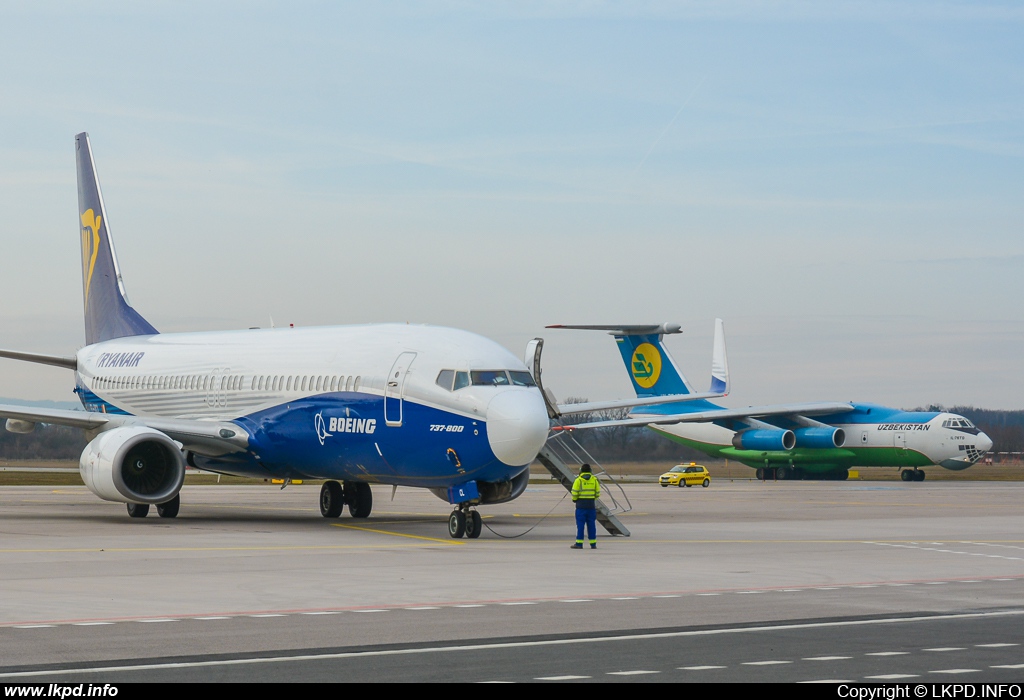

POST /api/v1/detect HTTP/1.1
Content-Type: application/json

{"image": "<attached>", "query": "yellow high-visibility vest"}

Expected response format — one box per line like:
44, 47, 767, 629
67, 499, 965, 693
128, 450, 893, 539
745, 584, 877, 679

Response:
571, 474, 600, 501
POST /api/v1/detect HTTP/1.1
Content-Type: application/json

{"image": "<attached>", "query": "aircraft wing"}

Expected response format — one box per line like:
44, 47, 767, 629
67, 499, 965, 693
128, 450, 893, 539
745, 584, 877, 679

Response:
0, 403, 249, 456
0, 349, 76, 370
556, 391, 725, 415
553, 401, 855, 430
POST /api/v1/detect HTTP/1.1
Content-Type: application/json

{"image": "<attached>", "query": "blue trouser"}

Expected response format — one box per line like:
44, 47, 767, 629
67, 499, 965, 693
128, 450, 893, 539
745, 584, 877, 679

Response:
575, 506, 597, 543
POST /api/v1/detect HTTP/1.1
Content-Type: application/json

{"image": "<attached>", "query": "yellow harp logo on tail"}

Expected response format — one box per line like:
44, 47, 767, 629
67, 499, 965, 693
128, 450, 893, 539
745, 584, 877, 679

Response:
80, 209, 101, 304
630, 343, 662, 389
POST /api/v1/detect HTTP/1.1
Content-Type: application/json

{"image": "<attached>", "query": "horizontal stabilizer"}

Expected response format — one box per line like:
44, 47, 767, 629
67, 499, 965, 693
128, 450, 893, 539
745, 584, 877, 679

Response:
546, 323, 682, 337
0, 349, 77, 370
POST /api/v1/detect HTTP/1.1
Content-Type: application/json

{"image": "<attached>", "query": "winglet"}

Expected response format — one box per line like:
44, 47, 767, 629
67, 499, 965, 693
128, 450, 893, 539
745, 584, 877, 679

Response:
709, 318, 729, 395
76, 132, 158, 345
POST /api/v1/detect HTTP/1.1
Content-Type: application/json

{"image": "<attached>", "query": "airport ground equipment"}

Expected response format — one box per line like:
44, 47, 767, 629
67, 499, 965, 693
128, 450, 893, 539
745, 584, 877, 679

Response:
536, 431, 631, 537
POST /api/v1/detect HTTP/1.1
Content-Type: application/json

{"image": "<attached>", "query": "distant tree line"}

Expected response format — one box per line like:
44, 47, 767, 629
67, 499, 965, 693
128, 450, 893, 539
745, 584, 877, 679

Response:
0, 423, 88, 460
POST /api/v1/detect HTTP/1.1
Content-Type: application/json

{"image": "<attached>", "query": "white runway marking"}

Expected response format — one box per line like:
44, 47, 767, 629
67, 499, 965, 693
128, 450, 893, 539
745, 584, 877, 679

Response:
679, 665, 726, 670
536, 675, 590, 680
804, 656, 852, 661
608, 670, 659, 675
3, 610, 1023, 679
867, 674, 918, 679
743, 660, 792, 665
931, 669, 979, 674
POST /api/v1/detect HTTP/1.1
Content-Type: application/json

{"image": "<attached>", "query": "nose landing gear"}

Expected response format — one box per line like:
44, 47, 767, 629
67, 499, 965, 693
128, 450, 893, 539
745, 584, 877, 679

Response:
448, 507, 482, 539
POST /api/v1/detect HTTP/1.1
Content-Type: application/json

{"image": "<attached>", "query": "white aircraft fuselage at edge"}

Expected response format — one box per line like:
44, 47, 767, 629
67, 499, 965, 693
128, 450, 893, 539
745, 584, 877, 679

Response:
0, 133, 549, 538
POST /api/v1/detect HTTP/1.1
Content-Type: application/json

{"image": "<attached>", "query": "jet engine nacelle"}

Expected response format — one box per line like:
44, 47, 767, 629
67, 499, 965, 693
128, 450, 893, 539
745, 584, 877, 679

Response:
80, 426, 186, 504
792, 427, 845, 449
732, 429, 795, 451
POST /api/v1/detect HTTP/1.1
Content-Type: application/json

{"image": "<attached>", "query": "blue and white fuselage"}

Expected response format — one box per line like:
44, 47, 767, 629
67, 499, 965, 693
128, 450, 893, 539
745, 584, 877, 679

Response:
0, 133, 551, 535
74, 323, 549, 497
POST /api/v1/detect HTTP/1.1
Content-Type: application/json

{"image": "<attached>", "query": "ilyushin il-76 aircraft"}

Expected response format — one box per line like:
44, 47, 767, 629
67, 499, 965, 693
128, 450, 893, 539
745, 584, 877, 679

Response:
549, 322, 993, 482
0, 133, 580, 539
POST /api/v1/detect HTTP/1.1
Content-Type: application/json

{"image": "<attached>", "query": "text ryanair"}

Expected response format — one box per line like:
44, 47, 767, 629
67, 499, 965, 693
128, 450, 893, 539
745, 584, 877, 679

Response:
96, 352, 144, 368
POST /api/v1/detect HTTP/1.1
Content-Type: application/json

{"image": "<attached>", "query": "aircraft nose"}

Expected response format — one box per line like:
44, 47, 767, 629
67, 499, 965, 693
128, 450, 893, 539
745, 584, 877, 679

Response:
486, 389, 550, 466
977, 431, 993, 454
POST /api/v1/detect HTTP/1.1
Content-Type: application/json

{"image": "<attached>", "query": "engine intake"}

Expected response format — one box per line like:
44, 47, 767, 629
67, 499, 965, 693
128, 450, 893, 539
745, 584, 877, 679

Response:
80, 426, 185, 504
732, 429, 796, 452
792, 427, 845, 449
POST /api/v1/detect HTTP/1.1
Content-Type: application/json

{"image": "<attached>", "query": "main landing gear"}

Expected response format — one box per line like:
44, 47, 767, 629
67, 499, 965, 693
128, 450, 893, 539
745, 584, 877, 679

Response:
900, 469, 926, 482
448, 506, 482, 539
319, 481, 373, 519
126, 493, 180, 519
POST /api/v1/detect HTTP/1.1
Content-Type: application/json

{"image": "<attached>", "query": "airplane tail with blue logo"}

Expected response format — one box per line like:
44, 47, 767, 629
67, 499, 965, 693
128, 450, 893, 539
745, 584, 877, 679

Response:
547, 320, 729, 399
76, 133, 158, 346
614, 319, 729, 398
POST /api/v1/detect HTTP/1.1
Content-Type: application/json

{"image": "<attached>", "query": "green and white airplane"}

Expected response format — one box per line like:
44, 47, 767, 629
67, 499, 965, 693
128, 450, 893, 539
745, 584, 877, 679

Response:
548, 321, 992, 482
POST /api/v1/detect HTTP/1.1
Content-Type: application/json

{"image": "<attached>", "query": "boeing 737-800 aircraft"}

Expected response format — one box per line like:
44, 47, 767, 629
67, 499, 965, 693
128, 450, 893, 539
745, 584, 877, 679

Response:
0, 133, 555, 538
550, 322, 993, 481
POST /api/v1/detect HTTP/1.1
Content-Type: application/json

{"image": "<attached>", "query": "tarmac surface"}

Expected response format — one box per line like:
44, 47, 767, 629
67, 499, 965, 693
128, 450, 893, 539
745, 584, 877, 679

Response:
1, 480, 1023, 682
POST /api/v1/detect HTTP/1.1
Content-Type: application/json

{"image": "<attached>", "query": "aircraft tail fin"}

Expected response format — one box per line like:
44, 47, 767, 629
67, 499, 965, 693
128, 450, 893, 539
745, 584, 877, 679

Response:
547, 320, 729, 399
76, 132, 158, 345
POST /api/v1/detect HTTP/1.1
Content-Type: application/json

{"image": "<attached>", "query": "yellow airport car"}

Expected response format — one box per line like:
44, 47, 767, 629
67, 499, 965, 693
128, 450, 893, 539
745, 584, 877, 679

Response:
659, 463, 711, 488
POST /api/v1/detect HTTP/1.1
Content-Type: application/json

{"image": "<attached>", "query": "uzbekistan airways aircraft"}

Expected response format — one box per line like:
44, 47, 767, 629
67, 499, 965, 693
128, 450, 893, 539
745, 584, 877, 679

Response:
549, 322, 993, 481
0, 133, 569, 539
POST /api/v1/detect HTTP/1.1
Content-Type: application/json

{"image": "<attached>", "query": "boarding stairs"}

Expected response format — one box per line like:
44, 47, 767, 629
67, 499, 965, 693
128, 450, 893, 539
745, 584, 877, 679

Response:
537, 431, 631, 537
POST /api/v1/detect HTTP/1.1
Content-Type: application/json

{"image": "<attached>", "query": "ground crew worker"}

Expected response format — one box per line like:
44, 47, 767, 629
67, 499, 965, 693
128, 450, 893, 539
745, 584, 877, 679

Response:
570, 463, 601, 549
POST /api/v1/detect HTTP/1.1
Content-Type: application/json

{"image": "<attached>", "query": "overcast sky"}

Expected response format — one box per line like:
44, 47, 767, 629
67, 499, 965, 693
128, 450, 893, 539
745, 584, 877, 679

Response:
0, 1, 1021, 409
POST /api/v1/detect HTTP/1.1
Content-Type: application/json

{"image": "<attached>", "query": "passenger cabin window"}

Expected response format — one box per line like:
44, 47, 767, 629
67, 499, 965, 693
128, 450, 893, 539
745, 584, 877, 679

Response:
436, 370, 455, 391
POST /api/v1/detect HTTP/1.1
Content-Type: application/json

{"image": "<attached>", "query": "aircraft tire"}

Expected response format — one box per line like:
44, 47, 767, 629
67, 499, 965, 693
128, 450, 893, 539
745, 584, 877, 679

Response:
756, 468, 764, 481
915, 470, 926, 482
126, 503, 149, 518
319, 481, 344, 518
776, 467, 791, 480
702, 478, 710, 487
347, 482, 373, 518
900, 469, 912, 482
157, 494, 180, 519
466, 511, 482, 539
449, 511, 466, 538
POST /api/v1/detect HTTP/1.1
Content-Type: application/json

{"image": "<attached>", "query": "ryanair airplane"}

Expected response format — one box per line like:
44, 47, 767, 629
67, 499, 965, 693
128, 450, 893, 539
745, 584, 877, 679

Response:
0, 133, 559, 539
549, 322, 994, 482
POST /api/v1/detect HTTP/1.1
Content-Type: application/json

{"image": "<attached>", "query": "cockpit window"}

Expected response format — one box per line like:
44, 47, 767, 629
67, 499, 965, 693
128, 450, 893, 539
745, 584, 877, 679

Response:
471, 370, 510, 386
454, 371, 470, 390
942, 417, 976, 429
436, 370, 454, 391
509, 371, 536, 387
